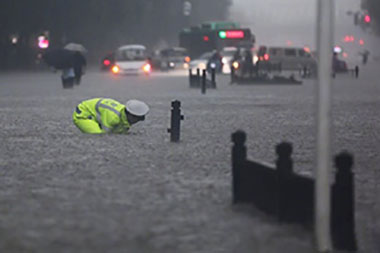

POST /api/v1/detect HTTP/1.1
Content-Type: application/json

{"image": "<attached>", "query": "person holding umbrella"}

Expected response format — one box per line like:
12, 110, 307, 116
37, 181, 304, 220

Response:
42, 48, 78, 88
71, 51, 86, 85
64, 43, 87, 85
42, 43, 87, 88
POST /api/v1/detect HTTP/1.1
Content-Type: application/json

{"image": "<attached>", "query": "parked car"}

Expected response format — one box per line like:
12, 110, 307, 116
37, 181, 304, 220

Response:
100, 52, 115, 71
112, 45, 151, 75
333, 53, 348, 73
220, 47, 238, 74
151, 47, 190, 71
188, 51, 213, 71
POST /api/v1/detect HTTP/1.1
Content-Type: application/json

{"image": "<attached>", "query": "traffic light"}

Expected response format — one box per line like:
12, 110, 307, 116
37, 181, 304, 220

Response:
38, 35, 49, 49
364, 14, 371, 23
37, 31, 50, 49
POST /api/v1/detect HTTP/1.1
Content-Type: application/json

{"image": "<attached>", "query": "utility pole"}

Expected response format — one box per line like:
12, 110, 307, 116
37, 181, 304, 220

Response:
315, 0, 334, 251
182, 1, 192, 28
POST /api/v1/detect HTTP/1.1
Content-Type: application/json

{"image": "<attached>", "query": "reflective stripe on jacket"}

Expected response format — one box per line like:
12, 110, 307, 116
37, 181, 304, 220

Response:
77, 98, 130, 133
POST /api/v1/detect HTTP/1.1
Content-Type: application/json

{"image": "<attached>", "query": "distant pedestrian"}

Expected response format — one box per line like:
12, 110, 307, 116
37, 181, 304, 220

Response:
61, 68, 75, 88
207, 50, 222, 73
72, 52, 86, 85
73, 98, 149, 134
242, 50, 254, 78
360, 50, 370, 65
354, 65, 359, 79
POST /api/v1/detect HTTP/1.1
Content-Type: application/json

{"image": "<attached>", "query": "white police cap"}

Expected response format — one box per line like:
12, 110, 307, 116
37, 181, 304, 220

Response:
125, 99, 149, 117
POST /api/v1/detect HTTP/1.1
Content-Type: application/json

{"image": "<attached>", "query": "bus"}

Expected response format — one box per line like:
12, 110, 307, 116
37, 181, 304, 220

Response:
179, 21, 255, 58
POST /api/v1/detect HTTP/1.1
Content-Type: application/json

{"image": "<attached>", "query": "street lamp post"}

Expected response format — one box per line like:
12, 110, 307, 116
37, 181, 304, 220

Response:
315, 0, 334, 252
182, 1, 192, 28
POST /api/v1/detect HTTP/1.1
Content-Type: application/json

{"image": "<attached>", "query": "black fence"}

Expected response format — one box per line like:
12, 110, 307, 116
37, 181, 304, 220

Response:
189, 68, 216, 93
231, 130, 357, 251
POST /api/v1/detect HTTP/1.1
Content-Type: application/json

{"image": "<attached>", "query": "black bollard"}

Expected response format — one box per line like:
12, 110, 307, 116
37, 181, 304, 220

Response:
167, 100, 184, 142
331, 152, 357, 251
231, 130, 247, 203
201, 69, 206, 94
188, 69, 192, 86
275, 142, 294, 222
211, 68, 216, 88
354, 65, 359, 79
196, 68, 200, 87
230, 66, 235, 84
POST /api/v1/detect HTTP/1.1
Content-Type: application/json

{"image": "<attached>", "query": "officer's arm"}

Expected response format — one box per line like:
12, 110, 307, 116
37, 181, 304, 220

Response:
109, 117, 130, 134
113, 124, 130, 134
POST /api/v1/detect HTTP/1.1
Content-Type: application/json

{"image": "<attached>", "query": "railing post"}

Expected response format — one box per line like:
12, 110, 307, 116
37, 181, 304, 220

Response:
211, 68, 216, 88
275, 142, 293, 222
189, 69, 193, 86
354, 65, 359, 79
331, 152, 357, 251
167, 100, 184, 142
230, 66, 235, 84
231, 130, 247, 203
196, 68, 200, 87
201, 69, 206, 94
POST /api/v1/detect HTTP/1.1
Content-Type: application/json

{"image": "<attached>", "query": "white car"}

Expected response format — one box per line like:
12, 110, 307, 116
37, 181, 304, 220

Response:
221, 47, 238, 74
155, 47, 190, 70
257, 46, 317, 73
112, 44, 151, 75
188, 52, 213, 71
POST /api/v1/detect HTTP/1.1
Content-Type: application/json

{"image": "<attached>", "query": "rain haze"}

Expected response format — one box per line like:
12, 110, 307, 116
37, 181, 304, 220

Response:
230, 0, 380, 63
0, 1, 380, 253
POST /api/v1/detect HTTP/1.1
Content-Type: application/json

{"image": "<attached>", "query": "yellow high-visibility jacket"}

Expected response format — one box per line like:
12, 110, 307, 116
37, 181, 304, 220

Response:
73, 98, 130, 134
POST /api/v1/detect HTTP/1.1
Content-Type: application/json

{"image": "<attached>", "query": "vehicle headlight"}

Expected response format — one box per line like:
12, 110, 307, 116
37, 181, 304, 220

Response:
198, 63, 206, 70
210, 63, 216, 69
253, 55, 259, 64
222, 57, 228, 65
232, 61, 239, 69
111, 65, 120, 74
143, 63, 151, 73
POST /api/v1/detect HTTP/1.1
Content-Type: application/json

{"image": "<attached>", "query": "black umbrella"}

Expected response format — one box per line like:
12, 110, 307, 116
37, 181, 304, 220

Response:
42, 49, 76, 69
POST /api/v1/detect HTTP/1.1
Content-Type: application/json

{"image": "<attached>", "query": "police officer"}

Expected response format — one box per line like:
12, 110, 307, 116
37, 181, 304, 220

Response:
73, 98, 149, 134
242, 50, 254, 78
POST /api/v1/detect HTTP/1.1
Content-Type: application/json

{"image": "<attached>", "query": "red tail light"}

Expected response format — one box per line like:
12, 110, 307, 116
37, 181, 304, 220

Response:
103, 59, 111, 66
264, 53, 270, 61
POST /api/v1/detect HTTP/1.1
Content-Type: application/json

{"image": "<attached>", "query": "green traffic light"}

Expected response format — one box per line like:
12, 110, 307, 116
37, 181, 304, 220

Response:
219, 31, 226, 39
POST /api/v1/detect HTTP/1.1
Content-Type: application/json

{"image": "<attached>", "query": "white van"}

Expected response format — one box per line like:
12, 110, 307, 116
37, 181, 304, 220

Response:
113, 44, 151, 75
257, 46, 317, 74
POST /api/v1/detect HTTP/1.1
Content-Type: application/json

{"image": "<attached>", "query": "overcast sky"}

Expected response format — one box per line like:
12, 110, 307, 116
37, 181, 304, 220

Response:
229, 0, 362, 49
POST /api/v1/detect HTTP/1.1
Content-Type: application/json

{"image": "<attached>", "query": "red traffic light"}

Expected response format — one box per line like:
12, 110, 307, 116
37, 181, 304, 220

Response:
364, 14, 371, 23
38, 35, 49, 49
203, 36, 209, 41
